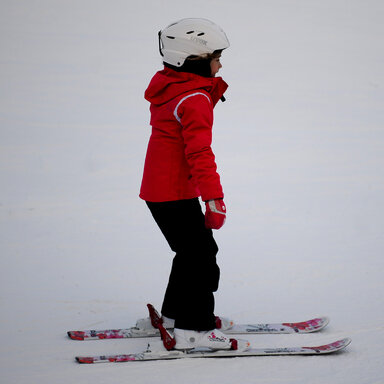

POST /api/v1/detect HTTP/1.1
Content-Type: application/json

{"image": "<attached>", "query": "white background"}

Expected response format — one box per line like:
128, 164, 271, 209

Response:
1, 1, 383, 383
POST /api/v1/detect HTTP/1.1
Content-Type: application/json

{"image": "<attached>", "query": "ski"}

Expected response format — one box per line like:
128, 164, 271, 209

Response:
68, 316, 329, 340
75, 337, 351, 363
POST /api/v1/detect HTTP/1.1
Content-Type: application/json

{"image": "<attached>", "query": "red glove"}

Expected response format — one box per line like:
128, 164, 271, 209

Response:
205, 199, 226, 229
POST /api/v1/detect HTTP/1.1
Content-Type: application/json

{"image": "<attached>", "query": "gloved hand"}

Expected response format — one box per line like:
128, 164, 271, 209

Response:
205, 199, 226, 229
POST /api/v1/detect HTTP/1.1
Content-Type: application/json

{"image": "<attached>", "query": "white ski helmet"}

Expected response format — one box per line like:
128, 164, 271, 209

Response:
158, 18, 230, 67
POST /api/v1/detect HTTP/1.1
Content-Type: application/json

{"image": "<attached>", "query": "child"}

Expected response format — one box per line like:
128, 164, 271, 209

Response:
140, 18, 247, 351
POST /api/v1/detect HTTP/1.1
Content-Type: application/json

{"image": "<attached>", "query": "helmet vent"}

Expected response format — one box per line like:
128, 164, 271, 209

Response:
166, 35, 175, 39
185, 31, 205, 37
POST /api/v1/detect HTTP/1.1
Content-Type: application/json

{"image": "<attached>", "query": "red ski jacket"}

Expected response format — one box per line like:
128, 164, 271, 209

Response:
140, 67, 228, 202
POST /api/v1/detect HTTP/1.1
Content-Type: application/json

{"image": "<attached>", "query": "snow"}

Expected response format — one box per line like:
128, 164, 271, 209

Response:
1, 0, 383, 382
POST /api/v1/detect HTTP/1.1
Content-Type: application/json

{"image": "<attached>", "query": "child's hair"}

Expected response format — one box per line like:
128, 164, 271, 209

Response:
165, 50, 222, 78
185, 50, 222, 61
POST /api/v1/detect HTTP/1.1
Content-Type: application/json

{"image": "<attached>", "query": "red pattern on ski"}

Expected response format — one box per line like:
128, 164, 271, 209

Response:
282, 318, 326, 332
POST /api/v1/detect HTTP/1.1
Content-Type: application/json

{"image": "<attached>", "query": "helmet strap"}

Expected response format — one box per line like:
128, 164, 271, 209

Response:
158, 31, 164, 57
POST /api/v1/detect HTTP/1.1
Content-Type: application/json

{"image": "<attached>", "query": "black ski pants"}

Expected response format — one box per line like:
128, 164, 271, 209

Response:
146, 198, 220, 331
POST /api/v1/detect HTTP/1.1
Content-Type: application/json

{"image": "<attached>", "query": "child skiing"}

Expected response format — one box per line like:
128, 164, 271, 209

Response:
139, 18, 248, 351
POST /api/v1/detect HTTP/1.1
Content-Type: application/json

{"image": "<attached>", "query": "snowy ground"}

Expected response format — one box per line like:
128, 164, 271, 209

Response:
1, 1, 383, 383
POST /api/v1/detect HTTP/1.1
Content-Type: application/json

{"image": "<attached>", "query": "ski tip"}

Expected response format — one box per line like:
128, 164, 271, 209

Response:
327, 337, 352, 352
322, 316, 330, 325
282, 316, 331, 333
303, 337, 352, 354
306, 316, 330, 332
326, 337, 352, 348
318, 316, 330, 329
342, 337, 352, 348
309, 316, 330, 325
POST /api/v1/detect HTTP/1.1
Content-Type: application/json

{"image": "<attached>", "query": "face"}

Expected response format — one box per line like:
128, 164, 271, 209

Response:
210, 56, 222, 77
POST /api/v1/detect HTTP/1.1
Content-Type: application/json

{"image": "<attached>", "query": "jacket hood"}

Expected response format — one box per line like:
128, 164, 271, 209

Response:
144, 67, 228, 106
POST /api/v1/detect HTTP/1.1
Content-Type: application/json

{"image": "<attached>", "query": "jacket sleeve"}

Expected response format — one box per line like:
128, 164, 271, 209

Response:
176, 92, 224, 201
